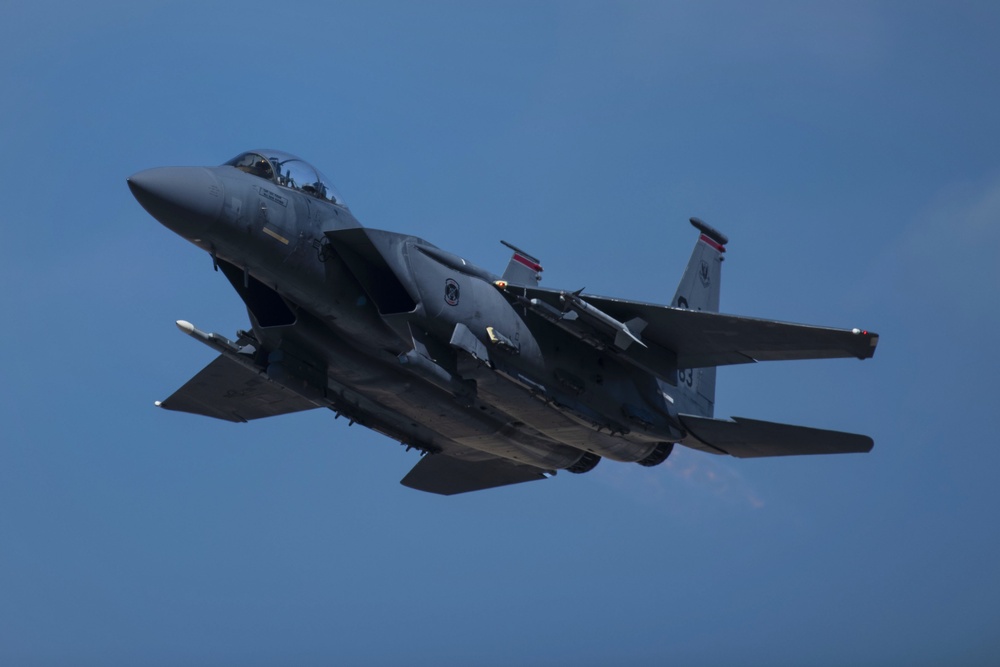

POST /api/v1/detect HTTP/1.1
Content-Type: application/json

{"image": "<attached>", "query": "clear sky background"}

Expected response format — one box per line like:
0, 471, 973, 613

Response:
2, 2, 998, 665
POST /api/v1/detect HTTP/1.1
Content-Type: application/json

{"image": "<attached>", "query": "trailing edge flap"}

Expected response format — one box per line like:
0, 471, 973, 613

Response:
158, 355, 318, 423
512, 286, 878, 369
324, 228, 418, 315
400, 454, 550, 495
679, 413, 874, 458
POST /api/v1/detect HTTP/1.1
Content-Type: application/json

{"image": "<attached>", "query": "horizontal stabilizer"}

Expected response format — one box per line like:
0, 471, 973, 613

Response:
679, 414, 873, 457
158, 355, 319, 423
400, 454, 551, 495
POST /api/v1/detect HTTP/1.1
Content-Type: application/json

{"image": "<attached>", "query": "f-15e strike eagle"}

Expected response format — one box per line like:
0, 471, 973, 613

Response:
128, 150, 878, 495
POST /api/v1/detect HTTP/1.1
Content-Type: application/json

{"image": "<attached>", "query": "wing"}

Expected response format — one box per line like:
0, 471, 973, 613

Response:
507, 285, 878, 370
679, 414, 874, 457
157, 355, 319, 423
592, 296, 880, 368
400, 453, 551, 495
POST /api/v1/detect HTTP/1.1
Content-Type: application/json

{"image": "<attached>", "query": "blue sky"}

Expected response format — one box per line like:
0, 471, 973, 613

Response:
2, 2, 999, 665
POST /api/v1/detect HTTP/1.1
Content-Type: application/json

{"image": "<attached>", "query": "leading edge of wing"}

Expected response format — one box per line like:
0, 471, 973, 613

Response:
400, 453, 551, 495
679, 413, 874, 458
510, 285, 879, 369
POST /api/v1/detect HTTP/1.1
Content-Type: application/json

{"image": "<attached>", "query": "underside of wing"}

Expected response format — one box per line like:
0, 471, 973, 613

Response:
508, 286, 878, 370
158, 355, 319, 423
400, 453, 551, 495
679, 414, 874, 457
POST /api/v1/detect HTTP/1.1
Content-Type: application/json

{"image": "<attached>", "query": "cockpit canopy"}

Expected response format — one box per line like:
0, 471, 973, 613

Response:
224, 149, 347, 207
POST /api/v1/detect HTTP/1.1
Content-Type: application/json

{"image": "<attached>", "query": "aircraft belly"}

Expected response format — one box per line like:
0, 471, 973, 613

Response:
347, 374, 582, 469
256, 316, 584, 471
461, 360, 672, 463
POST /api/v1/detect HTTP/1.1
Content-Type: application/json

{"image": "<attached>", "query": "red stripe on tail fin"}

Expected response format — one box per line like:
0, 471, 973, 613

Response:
699, 234, 726, 253
513, 253, 543, 272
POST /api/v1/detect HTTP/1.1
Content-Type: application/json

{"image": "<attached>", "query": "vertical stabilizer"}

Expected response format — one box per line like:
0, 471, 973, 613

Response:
500, 240, 543, 286
671, 218, 728, 416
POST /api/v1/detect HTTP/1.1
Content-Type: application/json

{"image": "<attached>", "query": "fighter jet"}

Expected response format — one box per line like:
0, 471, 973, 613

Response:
128, 150, 878, 495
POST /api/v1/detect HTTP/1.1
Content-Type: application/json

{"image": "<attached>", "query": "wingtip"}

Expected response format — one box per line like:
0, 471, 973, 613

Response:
852, 328, 879, 359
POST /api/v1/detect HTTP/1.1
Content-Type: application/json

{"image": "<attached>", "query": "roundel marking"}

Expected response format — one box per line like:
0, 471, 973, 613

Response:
444, 278, 460, 306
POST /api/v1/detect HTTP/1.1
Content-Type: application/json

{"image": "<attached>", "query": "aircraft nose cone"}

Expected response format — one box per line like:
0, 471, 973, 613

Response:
127, 166, 224, 238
